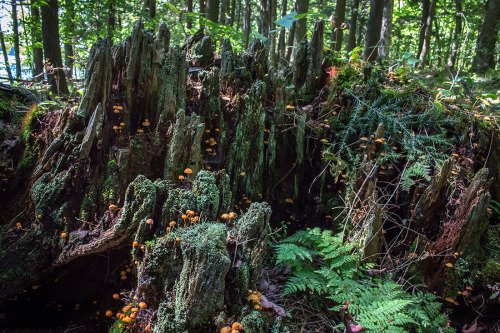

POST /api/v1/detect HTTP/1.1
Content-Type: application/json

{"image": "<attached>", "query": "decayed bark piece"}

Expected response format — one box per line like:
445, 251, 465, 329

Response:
410, 158, 453, 240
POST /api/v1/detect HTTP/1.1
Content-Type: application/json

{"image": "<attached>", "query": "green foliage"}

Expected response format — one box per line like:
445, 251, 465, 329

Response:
275, 228, 447, 332
401, 161, 432, 192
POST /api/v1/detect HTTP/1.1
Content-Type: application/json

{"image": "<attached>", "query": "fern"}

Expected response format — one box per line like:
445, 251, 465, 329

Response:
276, 228, 447, 332
401, 160, 432, 192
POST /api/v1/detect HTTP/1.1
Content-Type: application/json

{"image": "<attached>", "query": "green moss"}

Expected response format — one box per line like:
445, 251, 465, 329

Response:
482, 259, 500, 286
240, 309, 268, 333
330, 65, 362, 91
79, 186, 97, 221
108, 319, 126, 333
193, 170, 220, 221
16, 138, 41, 174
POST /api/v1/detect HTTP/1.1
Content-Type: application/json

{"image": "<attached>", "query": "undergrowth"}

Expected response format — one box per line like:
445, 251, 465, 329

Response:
275, 228, 448, 332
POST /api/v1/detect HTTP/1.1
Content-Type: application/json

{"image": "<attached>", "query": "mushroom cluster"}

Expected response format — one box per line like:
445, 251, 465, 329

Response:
221, 322, 244, 333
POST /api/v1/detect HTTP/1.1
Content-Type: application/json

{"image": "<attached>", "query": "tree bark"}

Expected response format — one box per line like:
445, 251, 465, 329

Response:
30, 0, 43, 82
41, 0, 69, 95
143, 0, 156, 18
107, 3, 116, 39
11, 0, 22, 79
243, 0, 251, 48
277, 0, 287, 66
186, 0, 193, 29
471, 0, 500, 72
447, 0, 461, 69
379, 0, 393, 60
346, 0, 360, 53
363, 0, 384, 62
417, 0, 437, 69
206, 0, 219, 23
0, 23, 13, 84
200, 0, 206, 28
64, 0, 76, 79
220, 0, 227, 25
417, 0, 430, 59
331, 0, 347, 52
357, 0, 368, 47
294, 0, 310, 46
229, 0, 236, 27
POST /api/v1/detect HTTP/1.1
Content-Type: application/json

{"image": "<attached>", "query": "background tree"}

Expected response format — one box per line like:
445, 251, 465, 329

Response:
11, 0, 21, 79
206, 0, 219, 23
0, 22, 13, 83
294, 0, 309, 46
471, 0, 500, 72
447, 0, 461, 69
331, 0, 346, 52
64, 0, 76, 79
346, 0, 361, 53
379, 0, 393, 60
41, 0, 69, 95
30, 0, 43, 82
363, 0, 384, 61
417, 0, 437, 69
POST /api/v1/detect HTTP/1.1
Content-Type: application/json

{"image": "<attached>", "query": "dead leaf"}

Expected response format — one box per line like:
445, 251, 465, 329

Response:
259, 295, 286, 317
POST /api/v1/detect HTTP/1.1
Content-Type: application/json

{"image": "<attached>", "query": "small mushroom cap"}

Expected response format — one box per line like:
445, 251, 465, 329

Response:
220, 327, 232, 333
113, 294, 120, 299
232, 322, 244, 330
138, 301, 147, 308
184, 168, 193, 174
105, 310, 113, 316
132, 241, 139, 246
146, 219, 153, 225
113, 126, 119, 130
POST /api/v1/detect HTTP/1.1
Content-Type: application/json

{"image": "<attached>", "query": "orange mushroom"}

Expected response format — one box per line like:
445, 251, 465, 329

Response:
138, 301, 147, 308
61, 232, 67, 238
221, 327, 232, 333
232, 322, 244, 330
132, 241, 139, 246
184, 168, 193, 174
105, 310, 113, 317
146, 219, 153, 225
113, 294, 120, 299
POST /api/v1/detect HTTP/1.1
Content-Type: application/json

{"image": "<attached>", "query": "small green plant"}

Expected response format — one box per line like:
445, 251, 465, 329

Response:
275, 228, 447, 332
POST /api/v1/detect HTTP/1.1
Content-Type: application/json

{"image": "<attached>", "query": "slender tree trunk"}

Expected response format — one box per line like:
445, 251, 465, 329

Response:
31, 0, 43, 82
230, 0, 236, 27
12, 0, 22, 79
417, 0, 430, 58
417, 0, 436, 69
0, 23, 13, 83
143, 0, 156, 18
186, 0, 193, 29
243, 0, 251, 48
107, 3, 116, 39
200, 0, 206, 27
269, 0, 277, 69
277, 0, 287, 66
294, 0, 310, 46
220, 0, 227, 25
357, 0, 368, 47
259, 0, 269, 34
286, 22, 296, 62
235, 0, 242, 32
41, 0, 69, 95
447, 0, 461, 69
379, 0, 393, 60
471, 0, 500, 72
363, 0, 384, 62
64, 0, 76, 79
206, 0, 219, 23
331, 0, 347, 52
346, 0, 361, 53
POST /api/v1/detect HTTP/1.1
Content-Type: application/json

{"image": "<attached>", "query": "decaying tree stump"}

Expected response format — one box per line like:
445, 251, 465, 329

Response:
0, 20, 329, 331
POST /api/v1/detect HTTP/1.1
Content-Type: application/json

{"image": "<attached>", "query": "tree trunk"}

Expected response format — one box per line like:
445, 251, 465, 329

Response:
107, 3, 116, 39
346, 0, 361, 53
331, 0, 347, 52
143, 0, 156, 18
31, 0, 43, 82
417, 0, 430, 59
229, 0, 236, 27
235, 0, 242, 31
220, 0, 227, 25
200, 0, 206, 27
379, 0, 393, 60
0, 23, 13, 84
64, 0, 76, 79
243, 0, 251, 48
417, 0, 436, 69
447, 0, 461, 69
206, 0, 219, 23
363, 0, 384, 62
356, 0, 368, 47
41, 0, 69, 95
11, 0, 21, 79
277, 0, 287, 66
471, 0, 500, 72
269, 0, 278, 69
294, 0, 310, 46
186, 0, 193, 29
